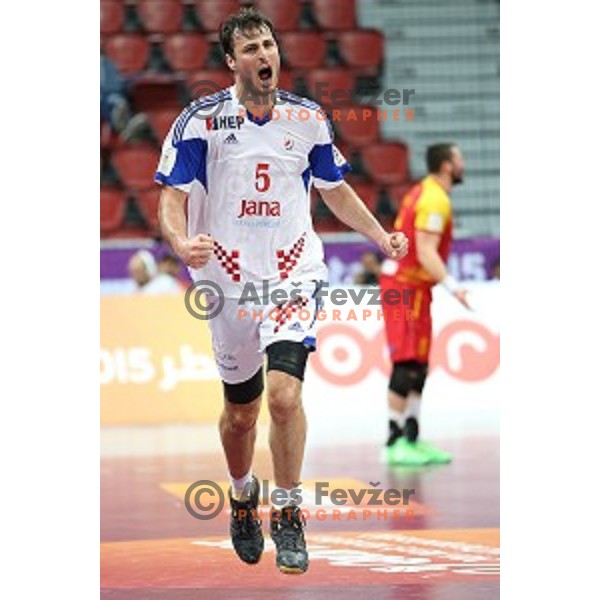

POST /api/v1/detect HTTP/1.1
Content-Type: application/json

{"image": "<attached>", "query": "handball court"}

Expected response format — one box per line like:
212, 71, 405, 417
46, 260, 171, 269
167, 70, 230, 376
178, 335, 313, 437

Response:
101, 398, 499, 599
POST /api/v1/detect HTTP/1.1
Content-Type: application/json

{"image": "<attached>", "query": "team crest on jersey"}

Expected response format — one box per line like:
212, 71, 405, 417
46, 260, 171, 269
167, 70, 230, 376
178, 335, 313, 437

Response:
283, 133, 294, 151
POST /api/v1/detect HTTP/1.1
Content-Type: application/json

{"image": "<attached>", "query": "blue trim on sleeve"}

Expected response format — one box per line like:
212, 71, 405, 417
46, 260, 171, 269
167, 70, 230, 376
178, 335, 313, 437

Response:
173, 91, 232, 143
277, 90, 322, 112
155, 138, 208, 191
301, 166, 311, 192
309, 143, 348, 183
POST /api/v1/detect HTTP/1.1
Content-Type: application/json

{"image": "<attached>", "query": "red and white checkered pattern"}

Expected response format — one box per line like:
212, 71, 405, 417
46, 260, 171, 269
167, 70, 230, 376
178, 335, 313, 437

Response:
277, 232, 307, 280
213, 241, 241, 282
273, 296, 310, 334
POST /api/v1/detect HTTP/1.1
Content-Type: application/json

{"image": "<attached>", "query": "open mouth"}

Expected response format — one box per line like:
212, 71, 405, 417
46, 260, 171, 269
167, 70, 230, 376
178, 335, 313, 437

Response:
258, 65, 273, 82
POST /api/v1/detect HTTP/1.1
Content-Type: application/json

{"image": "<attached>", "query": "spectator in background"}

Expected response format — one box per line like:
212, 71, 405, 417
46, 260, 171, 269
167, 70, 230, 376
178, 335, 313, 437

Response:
128, 250, 181, 294
157, 254, 183, 280
128, 250, 158, 291
354, 250, 383, 285
100, 53, 147, 141
149, 253, 185, 293
492, 258, 500, 280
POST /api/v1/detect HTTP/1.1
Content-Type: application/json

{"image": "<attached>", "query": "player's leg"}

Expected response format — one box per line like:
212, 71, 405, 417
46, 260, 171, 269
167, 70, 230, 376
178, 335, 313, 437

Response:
266, 367, 305, 491
259, 280, 321, 574
209, 302, 265, 564
386, 360, 430, 465
381, 282, 423, 461
220, 371, 263, 487
265, 341, 310, 574
394, 288, 451, 464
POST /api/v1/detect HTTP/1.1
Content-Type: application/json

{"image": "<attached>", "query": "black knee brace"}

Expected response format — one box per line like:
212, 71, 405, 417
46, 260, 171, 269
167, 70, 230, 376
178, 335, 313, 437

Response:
266, 340, 311, 382
389, 360, 428, 396
223, 368, 264, 404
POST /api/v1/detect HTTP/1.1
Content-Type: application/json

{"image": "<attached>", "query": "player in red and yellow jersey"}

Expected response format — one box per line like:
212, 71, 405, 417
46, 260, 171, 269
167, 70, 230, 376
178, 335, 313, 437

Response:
380, 143, 470, 466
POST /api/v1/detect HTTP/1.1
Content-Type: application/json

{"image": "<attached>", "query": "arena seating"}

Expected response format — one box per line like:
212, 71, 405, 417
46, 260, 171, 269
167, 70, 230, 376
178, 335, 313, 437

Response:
100, 0, 409, 238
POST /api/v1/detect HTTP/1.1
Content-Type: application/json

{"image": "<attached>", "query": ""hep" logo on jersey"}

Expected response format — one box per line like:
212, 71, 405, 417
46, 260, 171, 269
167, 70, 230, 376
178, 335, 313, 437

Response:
206, 116, 245, 131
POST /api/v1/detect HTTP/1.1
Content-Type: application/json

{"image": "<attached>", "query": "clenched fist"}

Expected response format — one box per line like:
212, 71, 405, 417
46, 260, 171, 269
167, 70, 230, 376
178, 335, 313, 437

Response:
379, 232, 409, 260
176, 234, 214, 269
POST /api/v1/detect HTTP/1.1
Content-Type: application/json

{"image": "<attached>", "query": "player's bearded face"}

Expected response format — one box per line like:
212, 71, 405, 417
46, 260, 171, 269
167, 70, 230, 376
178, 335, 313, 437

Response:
230, 27, 280, 97
450, 148, 465, 184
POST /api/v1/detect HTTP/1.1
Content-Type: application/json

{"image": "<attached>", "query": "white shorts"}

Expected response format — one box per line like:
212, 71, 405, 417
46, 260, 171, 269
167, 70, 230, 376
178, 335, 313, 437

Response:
208, 279, 325, 384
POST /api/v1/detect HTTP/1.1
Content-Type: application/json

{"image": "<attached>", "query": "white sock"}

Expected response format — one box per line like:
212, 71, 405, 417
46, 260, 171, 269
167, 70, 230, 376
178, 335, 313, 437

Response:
229, 470, 254, 500
406, 393, 421, 421
389, 407, 408, 428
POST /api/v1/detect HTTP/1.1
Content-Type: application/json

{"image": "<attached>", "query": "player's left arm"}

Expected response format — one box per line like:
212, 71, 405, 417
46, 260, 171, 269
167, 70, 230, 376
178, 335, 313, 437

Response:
308, 114, 407, 259
414, 189, 471, 309
320, 182, 408, 259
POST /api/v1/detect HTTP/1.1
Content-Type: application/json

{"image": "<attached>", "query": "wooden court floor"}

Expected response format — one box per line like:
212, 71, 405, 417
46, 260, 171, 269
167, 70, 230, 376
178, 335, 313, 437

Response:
101, 423, 499, 599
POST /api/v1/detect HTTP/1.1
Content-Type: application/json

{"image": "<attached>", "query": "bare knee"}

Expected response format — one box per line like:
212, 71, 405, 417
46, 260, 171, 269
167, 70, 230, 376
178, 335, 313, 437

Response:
268, 373, 302, 422
223, 403, 259, 434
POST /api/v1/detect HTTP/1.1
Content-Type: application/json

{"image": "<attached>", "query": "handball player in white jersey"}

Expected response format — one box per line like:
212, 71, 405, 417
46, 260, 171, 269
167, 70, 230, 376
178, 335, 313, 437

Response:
155, 7, 408, 574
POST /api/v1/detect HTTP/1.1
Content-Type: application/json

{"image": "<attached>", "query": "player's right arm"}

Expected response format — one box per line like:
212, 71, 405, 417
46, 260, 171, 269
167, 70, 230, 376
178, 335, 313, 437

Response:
414, 191, 471, 309
155, 106, 214, 269
158, 186, 213, 269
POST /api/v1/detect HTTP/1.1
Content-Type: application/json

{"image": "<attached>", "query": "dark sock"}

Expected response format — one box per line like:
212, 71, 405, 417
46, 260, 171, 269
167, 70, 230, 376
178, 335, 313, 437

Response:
387, 420, 403, 446
405, 417, 419, 443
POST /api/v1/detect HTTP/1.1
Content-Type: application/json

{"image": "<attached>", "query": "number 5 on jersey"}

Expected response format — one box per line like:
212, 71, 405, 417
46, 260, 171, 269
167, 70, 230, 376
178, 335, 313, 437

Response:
255, 163, 271, 192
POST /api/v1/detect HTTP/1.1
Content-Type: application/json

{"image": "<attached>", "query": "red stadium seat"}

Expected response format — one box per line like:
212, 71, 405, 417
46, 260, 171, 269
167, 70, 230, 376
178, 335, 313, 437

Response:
280, 32, 326, 69
186, 69, 234, 97
163, 33, 210, 72
338, 30, 384, 69
135, 189, 161, 232
100, 1, 124, 35
387, 182, 416, 210
312, 0, 356, 31
331, 105, 379, 147
147, 107, 180, 141
349, 181, 379, 212
305, 68, 355, 107
137, 0, 184, 34
104, 34, 150, 75
254, 0, 301, 32
195, 0, 240, 32
362, 143, 410, 185
276, 69, 295, 92
101, 188, 127, 234
131, 80, 180, 112
112, 146, 160, 191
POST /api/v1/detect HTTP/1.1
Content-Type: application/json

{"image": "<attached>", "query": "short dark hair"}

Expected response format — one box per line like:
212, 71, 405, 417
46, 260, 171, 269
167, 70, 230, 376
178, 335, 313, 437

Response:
219, 7, 276, 59
159, 253, 179, 266
426, 143, 456, 174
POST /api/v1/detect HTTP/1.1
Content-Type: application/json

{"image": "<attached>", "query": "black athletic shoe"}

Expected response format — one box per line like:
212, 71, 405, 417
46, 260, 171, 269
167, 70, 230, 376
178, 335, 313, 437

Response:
270, 505, 309, 574
229, 476, 264, 564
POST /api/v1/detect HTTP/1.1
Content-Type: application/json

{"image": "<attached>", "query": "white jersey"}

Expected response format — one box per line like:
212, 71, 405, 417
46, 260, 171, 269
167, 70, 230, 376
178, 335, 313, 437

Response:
155, 85, 349, 298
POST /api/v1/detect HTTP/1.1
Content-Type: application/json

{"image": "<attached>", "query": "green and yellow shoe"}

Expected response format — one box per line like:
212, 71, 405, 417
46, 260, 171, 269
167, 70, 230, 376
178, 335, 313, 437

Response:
385, 438, 431, 466
413, 440, 452, 464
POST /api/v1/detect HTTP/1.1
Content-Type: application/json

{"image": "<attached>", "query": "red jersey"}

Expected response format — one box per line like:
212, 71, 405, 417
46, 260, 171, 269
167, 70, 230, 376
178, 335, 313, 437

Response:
383, 175, 453, 288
